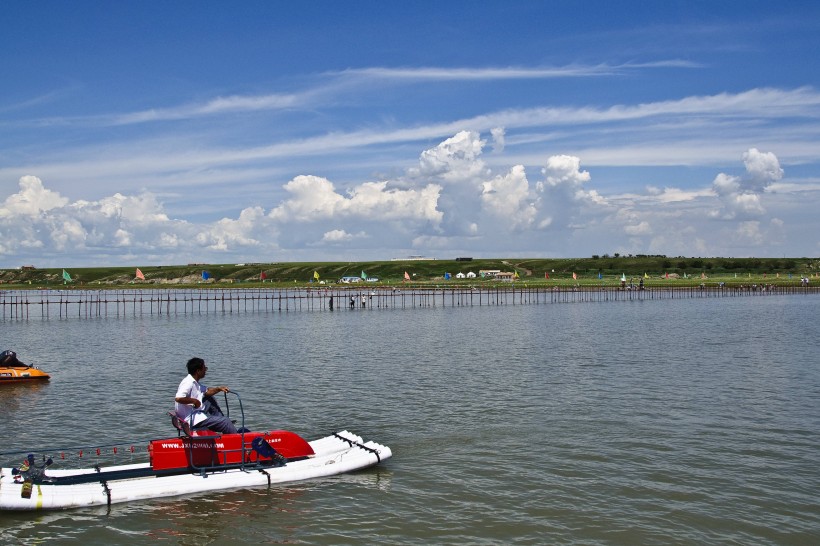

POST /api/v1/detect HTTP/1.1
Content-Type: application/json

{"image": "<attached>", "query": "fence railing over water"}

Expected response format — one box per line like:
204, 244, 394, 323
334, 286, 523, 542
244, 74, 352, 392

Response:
2, 284, 817, 321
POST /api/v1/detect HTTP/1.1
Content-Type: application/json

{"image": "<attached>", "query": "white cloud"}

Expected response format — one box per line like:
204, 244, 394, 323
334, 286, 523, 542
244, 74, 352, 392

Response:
0, 175, 68, 218
625, 221, 652, 235
541, 155, 591, 189
0, 135, 810, 266
712, 148, 782, 219
491, 127, 506, 153
481, 165, 536, 230
269, 175, 443, 224
742, 147, 783, 192
415, 130, 489, 182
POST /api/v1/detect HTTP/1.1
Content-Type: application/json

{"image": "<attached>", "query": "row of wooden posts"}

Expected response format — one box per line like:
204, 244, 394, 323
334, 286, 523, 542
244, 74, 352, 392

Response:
1, 284, 817, 321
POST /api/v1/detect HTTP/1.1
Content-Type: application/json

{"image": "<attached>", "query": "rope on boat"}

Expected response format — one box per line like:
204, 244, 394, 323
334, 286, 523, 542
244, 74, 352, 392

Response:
101, 481, 112, 507
0, 440, 152, 464
258, 468, 271, 486
332, 433, 381, 463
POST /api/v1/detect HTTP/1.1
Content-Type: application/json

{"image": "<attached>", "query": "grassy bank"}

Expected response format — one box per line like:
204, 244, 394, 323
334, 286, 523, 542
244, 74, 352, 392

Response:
1, 256, 818, 290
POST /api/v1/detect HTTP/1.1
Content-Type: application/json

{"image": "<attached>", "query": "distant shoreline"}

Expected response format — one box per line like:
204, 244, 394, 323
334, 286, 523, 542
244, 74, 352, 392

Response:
1, 256, 817, 290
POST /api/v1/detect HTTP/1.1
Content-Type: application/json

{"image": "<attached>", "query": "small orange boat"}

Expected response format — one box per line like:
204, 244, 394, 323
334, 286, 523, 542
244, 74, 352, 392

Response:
0, 351, 50, 384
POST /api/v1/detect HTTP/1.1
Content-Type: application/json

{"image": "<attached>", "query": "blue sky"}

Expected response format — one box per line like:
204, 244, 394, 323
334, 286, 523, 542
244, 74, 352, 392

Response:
2, 1, 819, 268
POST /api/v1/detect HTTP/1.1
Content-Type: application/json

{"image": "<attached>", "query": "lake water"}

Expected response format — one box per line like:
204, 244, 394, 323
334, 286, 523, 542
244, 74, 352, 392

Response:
1, 294, 819, 544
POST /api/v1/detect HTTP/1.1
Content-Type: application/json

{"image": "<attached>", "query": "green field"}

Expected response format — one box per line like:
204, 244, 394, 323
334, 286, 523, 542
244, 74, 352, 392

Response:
1, 256, 817, 289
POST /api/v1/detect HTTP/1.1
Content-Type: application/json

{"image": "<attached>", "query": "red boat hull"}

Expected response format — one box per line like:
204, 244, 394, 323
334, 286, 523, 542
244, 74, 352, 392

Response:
149, 430, 315, 471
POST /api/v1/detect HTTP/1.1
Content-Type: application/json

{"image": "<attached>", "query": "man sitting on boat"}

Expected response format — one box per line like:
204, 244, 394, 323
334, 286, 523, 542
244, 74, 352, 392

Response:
0, 350, 26, 367
174, 357, 238, 434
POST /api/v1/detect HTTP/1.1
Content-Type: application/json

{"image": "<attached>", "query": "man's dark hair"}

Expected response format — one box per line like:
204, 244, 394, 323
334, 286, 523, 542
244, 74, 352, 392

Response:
187, 357, 205, 375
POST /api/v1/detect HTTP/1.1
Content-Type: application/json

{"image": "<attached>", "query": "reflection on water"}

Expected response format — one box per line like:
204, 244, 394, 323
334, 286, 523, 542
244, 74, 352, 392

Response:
1, 295, 819, 544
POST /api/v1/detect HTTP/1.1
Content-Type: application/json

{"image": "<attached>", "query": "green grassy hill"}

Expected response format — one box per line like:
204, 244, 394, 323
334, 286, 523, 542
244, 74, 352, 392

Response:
1, 256, 817, 289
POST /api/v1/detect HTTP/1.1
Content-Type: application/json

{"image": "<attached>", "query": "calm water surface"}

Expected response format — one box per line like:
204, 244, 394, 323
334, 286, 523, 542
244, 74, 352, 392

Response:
1, 294, 818, 545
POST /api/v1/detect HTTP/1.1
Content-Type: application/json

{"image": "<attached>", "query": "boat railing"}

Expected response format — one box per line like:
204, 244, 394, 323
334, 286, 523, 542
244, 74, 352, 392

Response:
181, 390, 265, 475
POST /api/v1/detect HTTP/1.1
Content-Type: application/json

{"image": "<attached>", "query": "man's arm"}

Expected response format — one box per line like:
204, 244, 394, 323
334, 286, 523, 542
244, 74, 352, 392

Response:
204, 386, 230, 397
175, 395, 202, 408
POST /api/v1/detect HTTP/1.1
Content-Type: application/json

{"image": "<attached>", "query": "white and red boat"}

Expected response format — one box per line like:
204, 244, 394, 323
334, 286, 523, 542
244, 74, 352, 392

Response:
0, 394, 391, 511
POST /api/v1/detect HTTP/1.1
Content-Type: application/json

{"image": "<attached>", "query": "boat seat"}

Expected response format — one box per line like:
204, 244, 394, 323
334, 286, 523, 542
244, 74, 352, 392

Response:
168, 412, 194, 437
168, 412, 220, 437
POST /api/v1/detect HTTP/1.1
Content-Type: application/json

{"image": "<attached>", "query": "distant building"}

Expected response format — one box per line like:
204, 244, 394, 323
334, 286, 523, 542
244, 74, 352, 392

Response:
479, 269, 501, 278
455, 257, 473, 261
456, 272, 466, 279
20, 265, 36, 270
391, 255, 436, 261
339, 276, 362, 283
466, 271, 477, 278
495, 272, 515, 281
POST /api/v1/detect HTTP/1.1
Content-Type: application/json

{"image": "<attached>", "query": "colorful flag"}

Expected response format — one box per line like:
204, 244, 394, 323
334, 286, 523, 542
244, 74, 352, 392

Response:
545, 272, 550, 279
444, 272, 451, 280
314, 271, 320, 281
62, 269, 72, 282
644, 272, 649, 278
598, 272, 603, 280
665, 272, 669, 279
202, 271, 210, 280
404, 271, 410, 281
572, 272, 577, 280
621, 273, 626, 282
361, 270, 367, 280
260, 271, 267, 280
135, 268, 145, 280
514, 271, 519, 279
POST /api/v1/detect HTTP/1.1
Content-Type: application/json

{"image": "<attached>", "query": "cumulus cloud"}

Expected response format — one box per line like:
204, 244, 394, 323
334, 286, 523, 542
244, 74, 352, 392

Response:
481, 165, 537, 229
1, 175, 68, 218
414, 130, 489, 182
268, 175, 443, 224
712, 148, 782, 219
0, 136, 800, 267
743, 148, 783, 192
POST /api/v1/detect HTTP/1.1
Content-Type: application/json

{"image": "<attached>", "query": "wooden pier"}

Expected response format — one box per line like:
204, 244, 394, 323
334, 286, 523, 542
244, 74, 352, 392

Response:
1, 284, 817, 321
